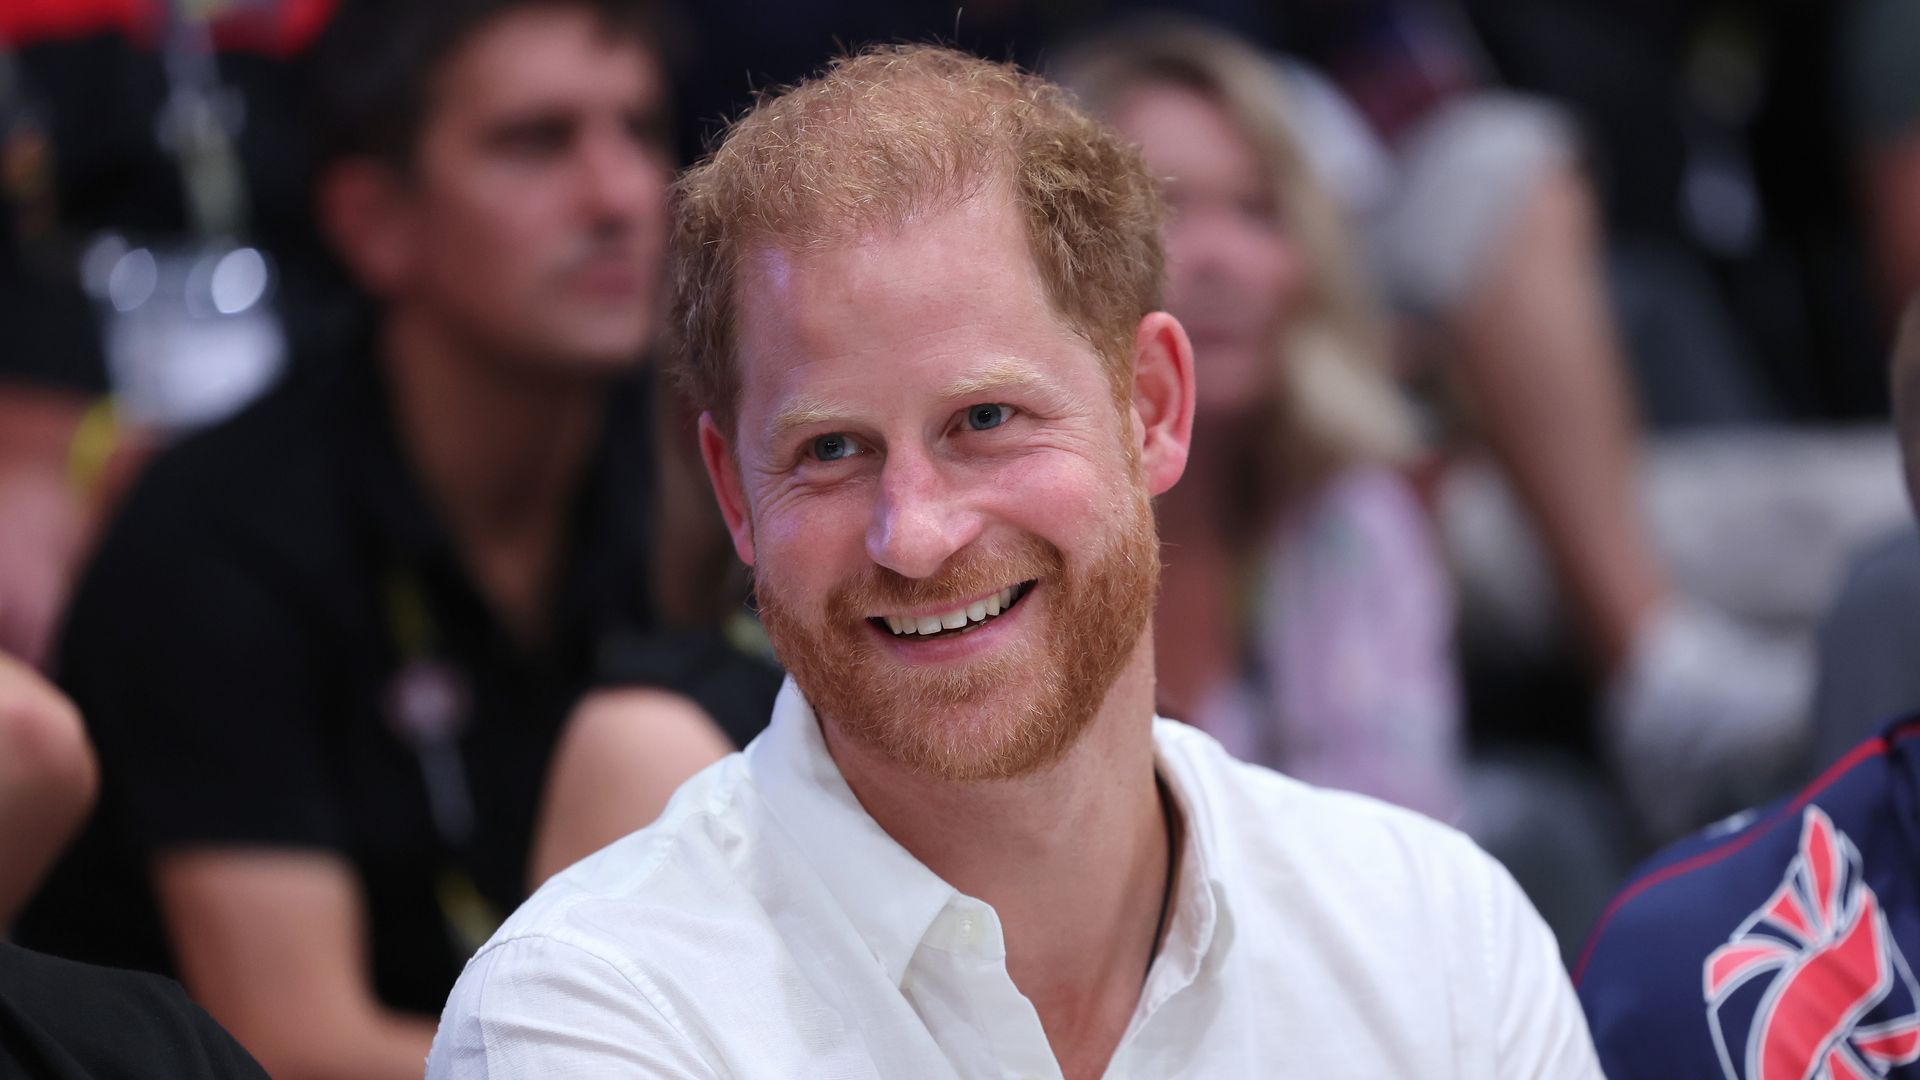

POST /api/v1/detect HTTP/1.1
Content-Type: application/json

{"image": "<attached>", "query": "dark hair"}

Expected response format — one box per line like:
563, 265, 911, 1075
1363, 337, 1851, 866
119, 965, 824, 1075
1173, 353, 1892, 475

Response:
307, 0, 668, 172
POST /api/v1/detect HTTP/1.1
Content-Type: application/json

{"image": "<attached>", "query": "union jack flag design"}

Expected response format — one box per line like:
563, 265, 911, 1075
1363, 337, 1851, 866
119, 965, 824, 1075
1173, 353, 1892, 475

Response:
1703, 807, 1920, 1080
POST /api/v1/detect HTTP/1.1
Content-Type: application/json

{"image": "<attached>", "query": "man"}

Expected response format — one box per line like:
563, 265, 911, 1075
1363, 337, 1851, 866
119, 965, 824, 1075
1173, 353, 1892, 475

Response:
15, 2, 773, 1077
429, 45, 1598, 1078
1578, 297, 1920, 1080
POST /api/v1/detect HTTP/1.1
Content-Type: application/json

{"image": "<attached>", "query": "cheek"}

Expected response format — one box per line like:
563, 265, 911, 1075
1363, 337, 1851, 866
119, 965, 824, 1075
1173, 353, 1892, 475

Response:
426, 190, 561, 292
1254, 236, 1304, 321
983, 452, 1125, 553
752, 488, 871, 596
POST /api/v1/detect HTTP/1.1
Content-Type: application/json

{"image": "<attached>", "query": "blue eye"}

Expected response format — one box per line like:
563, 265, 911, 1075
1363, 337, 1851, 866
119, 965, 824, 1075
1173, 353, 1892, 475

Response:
966, 404, 1011, 431
810, 433, 857, 461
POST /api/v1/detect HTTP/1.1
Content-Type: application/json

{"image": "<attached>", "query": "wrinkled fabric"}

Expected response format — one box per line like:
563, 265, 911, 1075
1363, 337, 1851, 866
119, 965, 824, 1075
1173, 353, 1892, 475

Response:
430, 679, 1599, 1079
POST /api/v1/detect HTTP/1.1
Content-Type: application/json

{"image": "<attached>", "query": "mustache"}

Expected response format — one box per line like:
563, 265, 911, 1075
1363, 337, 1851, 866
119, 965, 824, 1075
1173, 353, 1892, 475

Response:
826, 536, 1063, 619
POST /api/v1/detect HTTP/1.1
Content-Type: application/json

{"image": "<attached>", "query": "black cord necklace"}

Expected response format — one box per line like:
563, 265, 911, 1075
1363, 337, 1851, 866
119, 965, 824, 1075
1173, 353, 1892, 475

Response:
1144, 773, 1178, 987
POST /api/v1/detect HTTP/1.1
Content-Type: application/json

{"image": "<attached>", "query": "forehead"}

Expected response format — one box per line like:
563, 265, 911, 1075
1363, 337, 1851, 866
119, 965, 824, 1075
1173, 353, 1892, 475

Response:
730, 193, 1104, 437
430, 6, 661, 124
1112, 81, 1261, 188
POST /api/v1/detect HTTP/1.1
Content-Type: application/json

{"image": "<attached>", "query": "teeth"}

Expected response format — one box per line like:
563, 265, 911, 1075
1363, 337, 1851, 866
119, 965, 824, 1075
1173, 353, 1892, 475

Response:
883, 583, 1026, 636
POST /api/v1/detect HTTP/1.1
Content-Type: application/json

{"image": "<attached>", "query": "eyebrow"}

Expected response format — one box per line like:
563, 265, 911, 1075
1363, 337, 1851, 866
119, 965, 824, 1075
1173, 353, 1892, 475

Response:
938, 359, 1056, 402
767, 398, 844, 443
763, 358, 1071, 444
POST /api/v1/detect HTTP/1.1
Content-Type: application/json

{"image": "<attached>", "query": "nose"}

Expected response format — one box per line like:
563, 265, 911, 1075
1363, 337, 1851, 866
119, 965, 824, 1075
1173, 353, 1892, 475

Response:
865, 449, 983, 580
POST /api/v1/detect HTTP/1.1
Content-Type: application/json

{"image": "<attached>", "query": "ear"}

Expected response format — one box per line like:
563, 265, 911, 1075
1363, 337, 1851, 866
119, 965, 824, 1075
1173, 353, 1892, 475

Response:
698, 412, 756, 566
1129, 312, 1195, 497
315, 158, 416, 297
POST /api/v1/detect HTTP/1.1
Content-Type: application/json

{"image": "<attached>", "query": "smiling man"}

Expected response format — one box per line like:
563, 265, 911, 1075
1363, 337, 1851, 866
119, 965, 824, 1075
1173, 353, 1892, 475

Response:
429, 45, 1601, 1079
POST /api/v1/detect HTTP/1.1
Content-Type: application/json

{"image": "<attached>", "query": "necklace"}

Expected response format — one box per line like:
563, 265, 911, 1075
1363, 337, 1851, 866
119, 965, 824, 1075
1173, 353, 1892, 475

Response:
1145, 773, 1177, 987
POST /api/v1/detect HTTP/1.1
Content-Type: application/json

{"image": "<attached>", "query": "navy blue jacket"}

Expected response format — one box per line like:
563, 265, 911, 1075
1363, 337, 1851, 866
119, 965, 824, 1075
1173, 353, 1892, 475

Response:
1579, 719, 1920, 1079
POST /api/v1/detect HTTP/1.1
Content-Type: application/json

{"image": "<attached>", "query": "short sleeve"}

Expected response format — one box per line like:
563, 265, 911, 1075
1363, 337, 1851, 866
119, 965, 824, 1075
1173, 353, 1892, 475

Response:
1371, 91, 1579, 316
429, 934, 716, 1079
57, 472, 346, 853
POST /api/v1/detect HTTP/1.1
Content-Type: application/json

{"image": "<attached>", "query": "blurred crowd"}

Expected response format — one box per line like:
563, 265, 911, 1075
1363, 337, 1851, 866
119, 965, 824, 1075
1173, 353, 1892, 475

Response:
3, 0, 1919, 1074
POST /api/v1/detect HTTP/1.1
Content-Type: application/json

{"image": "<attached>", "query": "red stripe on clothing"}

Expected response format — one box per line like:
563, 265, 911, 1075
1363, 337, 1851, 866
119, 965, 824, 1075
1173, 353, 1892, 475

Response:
1573, 720, 1920, 986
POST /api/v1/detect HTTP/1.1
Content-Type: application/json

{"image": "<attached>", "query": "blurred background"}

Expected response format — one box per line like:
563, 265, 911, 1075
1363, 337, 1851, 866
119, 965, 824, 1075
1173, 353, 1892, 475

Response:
3, 0, 1919, 1068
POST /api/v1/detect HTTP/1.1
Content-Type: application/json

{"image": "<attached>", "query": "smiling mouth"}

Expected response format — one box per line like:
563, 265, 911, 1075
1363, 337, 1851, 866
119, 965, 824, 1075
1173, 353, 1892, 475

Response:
870, 581, 1036, 640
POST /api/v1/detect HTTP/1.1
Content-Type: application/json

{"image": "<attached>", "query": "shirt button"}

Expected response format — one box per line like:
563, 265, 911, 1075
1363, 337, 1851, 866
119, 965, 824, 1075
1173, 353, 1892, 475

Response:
957, 916, 977, 943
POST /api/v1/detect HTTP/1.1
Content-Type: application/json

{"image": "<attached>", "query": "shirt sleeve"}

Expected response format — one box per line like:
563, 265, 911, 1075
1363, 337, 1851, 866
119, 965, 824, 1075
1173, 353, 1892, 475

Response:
429, 934, 717, 1079
1475, 852, 1606, 1079
57, 472, 346, 852
1371, 91, 1579, 316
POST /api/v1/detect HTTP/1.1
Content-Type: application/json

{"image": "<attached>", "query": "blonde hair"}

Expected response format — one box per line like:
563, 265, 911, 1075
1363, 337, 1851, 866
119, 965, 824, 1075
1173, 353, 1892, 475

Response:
668, 44, 1167, 430
1056, 19, 1415, 499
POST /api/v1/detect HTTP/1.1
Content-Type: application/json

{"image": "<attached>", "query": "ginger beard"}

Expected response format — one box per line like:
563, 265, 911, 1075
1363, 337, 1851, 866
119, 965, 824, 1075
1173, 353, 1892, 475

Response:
755, 482, 1160, 783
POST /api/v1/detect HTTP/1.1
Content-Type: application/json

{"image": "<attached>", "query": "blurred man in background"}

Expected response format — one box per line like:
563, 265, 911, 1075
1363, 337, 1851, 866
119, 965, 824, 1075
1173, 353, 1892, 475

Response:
14, 1, 774, 1076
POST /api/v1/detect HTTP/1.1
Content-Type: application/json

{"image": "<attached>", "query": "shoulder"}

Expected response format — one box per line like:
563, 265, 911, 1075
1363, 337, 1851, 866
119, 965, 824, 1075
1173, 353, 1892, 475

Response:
1293, 465, 1429, 542
1275, 465, 1445, 593
435, 756, 775, 1073
64, 376, 351, 643
1576, 720, 1920, 1079
454, 754, 764, 994
1157, 719, 1504, 921
1156, 721, 1589, 1065
82, 377, 339, 585
124, 374, 334, 523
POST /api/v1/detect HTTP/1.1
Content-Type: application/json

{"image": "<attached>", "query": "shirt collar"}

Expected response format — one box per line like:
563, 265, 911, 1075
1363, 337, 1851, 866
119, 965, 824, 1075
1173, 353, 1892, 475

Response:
1142, 719, 1235, 1004
745, 679, 958, 987
743, 686, 1240, 992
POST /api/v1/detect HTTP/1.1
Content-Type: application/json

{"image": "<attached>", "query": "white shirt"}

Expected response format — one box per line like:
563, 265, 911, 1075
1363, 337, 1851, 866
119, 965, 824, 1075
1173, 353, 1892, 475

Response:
429, 679, 1601, 1078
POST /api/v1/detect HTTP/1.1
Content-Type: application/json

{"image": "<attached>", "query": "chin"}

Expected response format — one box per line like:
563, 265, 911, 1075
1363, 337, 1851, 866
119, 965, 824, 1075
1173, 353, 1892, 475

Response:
842, 688, 1090, 784
534, 307, 655, 370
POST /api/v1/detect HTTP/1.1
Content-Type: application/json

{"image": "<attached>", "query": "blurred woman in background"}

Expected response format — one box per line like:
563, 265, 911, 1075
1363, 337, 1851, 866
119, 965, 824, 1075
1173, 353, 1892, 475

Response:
1060, 24, 1465, 821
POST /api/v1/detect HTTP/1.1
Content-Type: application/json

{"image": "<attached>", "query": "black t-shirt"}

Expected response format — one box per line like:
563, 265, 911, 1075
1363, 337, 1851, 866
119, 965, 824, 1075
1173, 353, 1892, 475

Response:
15, 351, 776, 1015
0, 943, 267, 1080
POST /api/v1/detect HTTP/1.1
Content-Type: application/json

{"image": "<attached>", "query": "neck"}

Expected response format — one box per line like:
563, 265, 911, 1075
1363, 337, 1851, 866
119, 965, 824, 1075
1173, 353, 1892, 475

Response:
382, 311, 610, 638
823, 643, 1172, 1080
